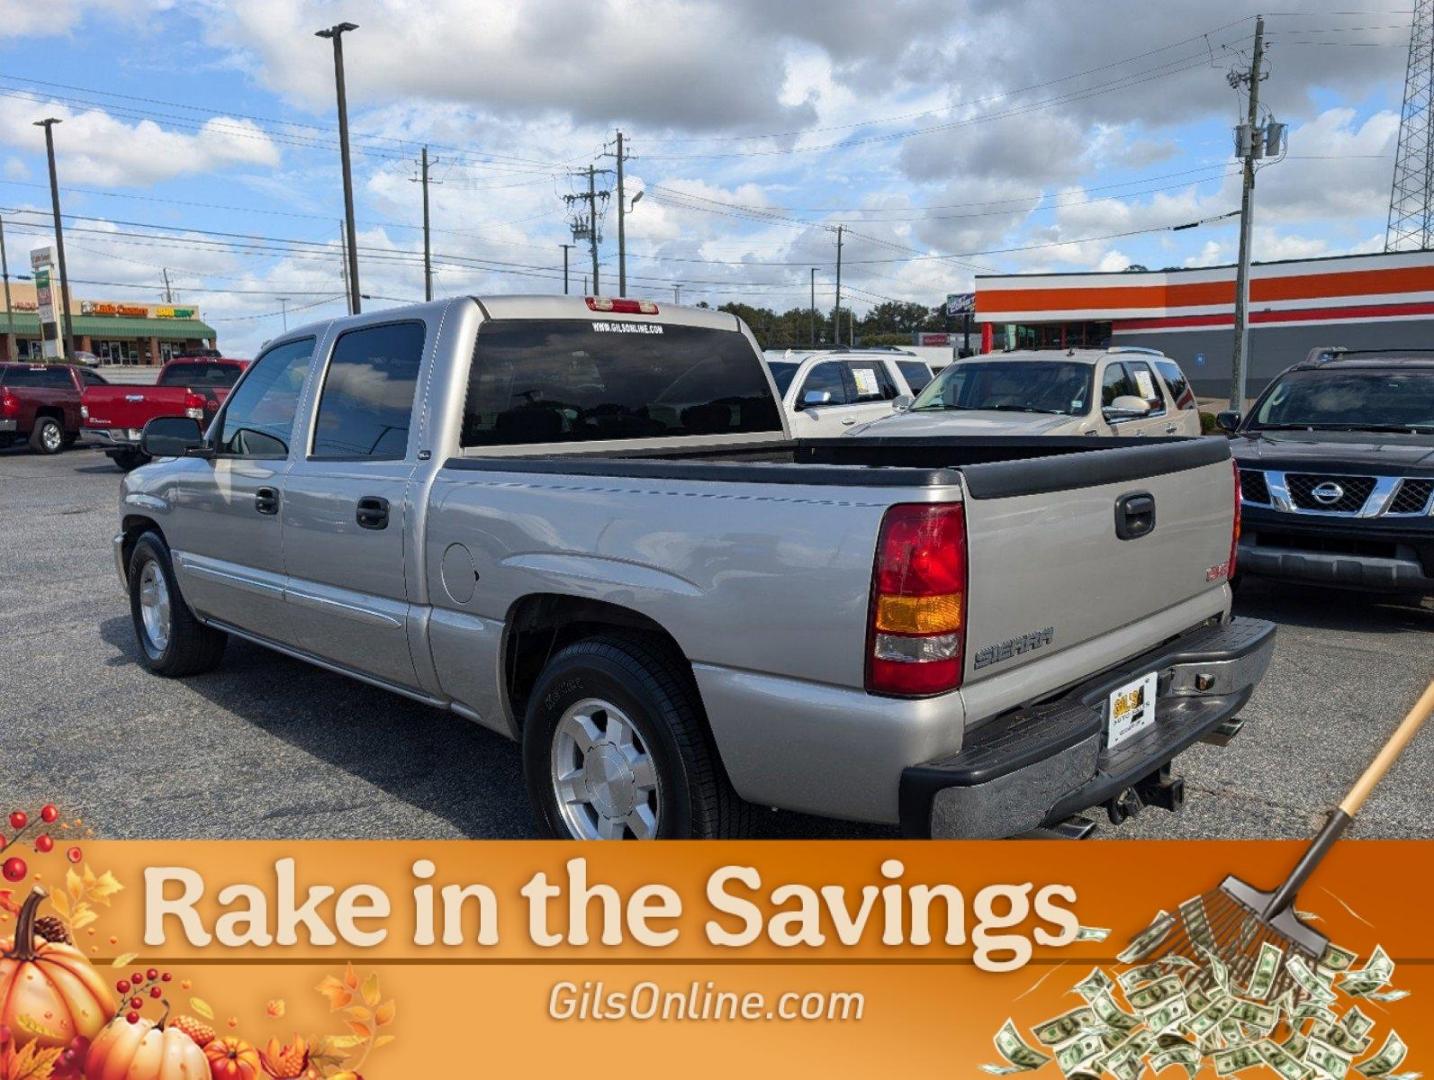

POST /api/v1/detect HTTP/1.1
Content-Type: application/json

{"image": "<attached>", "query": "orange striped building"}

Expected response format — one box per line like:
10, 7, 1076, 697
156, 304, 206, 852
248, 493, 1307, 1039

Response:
973, 250, 1434, 396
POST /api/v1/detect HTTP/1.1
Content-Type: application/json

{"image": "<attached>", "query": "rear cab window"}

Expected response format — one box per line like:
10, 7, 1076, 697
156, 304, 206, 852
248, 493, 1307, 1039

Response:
160, 362, 243, 388
462, 320, 782, 446
0, 366, 75, 389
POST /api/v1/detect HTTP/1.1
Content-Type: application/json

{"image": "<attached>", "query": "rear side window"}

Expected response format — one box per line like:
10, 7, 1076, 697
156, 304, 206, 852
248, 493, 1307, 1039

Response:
1155, 359, 1194, 408
797, 362, 850, 407
1122, 360, 1165, 413
896, 360, 932, 392
461, 319, 782, 446
160, 362, 243, 388
313, 321, 426, 459
846, 360, 898, 402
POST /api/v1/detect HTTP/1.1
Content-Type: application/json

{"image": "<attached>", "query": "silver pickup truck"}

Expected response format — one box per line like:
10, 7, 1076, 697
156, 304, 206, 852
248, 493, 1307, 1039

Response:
114, 295, 1274, 840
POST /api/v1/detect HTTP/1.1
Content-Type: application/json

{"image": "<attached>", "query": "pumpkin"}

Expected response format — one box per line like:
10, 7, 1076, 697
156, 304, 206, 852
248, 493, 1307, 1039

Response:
84, 1015, 209, 1080
0, 887, 114, 1050
204, 1036, 261, 1080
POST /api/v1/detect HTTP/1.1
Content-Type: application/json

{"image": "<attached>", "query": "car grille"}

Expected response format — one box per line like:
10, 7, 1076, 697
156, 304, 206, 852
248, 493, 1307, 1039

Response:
1390, 478, 1434, 515
1238, 469, 1270, 505
1286, 473, 1376, 513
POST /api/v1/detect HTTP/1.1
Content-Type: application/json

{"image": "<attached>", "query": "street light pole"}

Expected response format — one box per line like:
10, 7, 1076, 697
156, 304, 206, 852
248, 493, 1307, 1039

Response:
810, 267, 816, 345
0, 212, 14, 361
316, 22, 362, 315
833, 224, 844, 347
1229, 14, 1265, 412
278, 297, 289, 331
674, 283, 682, 305
34, 118, 74, 358
560, 243, 573, 295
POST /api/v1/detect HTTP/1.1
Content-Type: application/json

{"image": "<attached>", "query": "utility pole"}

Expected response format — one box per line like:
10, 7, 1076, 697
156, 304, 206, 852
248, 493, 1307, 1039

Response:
810, 268, 817, 345
316, 22, 362, 315
674, 283, 683, 304
560, 243, 574, 294
278, 297, 289, 331
832, 224, 844, 347
583, 274, 589, 294
161, 267, 173, 303
613, 131, 630, 295
412, 146, 437, 301
339, 222, 351, 305
564, 165, 612, 296
0, 212, 14, 361
34, 118, 74, 358
1229, 14, 1266, 412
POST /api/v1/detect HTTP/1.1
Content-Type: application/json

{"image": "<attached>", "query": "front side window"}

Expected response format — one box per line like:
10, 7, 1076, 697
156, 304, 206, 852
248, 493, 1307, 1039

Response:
846, 360, 897, 402
1101, 363, 1137, 406
798, 363, 850, 407
462, 320, 783, 445
913, 360, 1093, 417
1252, 368, 1434, 432
218, 337, 315, 458
312, 322, 426, 460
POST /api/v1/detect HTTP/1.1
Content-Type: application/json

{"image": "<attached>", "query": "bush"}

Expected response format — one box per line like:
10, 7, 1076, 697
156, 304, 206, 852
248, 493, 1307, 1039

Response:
1199, 411, 1220, 434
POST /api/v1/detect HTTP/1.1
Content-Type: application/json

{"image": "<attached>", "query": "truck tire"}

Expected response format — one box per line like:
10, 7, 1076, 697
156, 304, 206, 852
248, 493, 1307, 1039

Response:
29, 416, 64, 455
112, 449, 149, 472
127, 532, 227, 677
523, 633, 751, 840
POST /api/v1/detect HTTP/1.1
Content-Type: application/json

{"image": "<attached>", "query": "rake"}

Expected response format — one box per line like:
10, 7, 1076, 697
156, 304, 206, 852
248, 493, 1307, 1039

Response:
1140, 679, 1434, 1003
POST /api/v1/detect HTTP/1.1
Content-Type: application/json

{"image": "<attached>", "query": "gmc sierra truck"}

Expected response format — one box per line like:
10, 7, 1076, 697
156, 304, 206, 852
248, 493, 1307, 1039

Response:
112, 295, 1273, 840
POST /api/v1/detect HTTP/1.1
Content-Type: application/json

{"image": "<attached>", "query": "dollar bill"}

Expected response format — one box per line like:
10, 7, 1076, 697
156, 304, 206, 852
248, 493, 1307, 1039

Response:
1214, 1044, 1264, 1075
1259, 1038, 1313, 1080
1187, 985, 1212, 1015
1307, 1037, 1354, 1079
1314, 1019, 1373, 1055
1200, 945, 1232, 993
1033, 1006, 1098, 1047
1128, 974, 1185, 1013
1146, 996, 1191, 1034
1229, 999, 1279, 1033
1073, 967, 1114, 1002
1118, 910, 1175, 964
1090, 990, 1141, 1034
1119, 962, 1169, 992
1363, 989, 1409, 1003
1283, 1031, 1310, 1059
986, 1019, 1053, 1074
1295, 1001, 1339, 1028
1355, 1032, 1407, 1078
1056, 1033, 1106, 1076
1288, 955, 1339, 1005
1179, 895, 1217, 952
1341, 946, 1394, 997
1187, 997, 1237, 1039
1075, 925, 1111, 942
1319, 943, 1359, 973
1343, 1008, 1375, 1040
1152, 1043, 1201, 1078
1246, 941, 1285, 1001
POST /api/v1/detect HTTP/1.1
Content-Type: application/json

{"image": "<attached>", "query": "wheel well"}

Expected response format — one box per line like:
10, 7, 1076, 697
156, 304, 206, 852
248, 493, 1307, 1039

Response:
119, 515, 164, 576
33, 406, 62, 425
503, 594, 695, 730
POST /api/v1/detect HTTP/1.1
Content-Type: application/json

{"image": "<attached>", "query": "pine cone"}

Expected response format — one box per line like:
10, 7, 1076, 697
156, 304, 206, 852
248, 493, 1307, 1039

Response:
33, 915, 70, 944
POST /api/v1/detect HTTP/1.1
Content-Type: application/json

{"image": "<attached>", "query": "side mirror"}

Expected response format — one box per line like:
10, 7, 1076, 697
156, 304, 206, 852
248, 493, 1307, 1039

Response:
1103, 395, 1152, 423
140, 416, 208, 459
800, 390, 833, 408
1215, 410, 1242, 434
892, 394, 914, 412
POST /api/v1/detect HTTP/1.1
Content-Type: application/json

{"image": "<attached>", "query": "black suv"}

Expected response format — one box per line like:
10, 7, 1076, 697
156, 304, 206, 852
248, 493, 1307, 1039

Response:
1218, 347, 1434, 594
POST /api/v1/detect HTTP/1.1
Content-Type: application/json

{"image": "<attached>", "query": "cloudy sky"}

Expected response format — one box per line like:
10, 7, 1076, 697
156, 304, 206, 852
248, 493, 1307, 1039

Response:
0, 0, 1415, 351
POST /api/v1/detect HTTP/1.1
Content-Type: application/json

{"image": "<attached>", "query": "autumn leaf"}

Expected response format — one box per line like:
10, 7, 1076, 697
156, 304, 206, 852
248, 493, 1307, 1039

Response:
373, 1000, 395, 1027
342, 1006, 371, 1025
190, 997, 215, 1021
71, 908, 98, 931
65, 869, 83, 905
342, 963, 359, 990
2, 1041, 64, 1080
0, 890, 19, 917
86, 869, 124, 905
360, 973, 381, 1008
321, 1035, 365, 1053
373, 1034, 396, 1049
47, 891, 69, 920
344, 1021, 371, 1040
316, 975, 353, 1011
265, 999, 285, 1019
111, 953, 138, 968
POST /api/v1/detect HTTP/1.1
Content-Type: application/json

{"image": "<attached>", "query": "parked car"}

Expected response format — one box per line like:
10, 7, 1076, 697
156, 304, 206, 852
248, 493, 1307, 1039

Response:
764, 348, 934, 432
83, 356, 248, 471
0, 362, 106, 454
1220, 347, 1434, 594
846, 347, 1202, 439
114, 295, 1271, 840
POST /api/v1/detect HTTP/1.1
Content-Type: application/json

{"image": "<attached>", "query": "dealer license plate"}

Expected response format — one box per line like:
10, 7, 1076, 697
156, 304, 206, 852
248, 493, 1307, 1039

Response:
1107, 672, 1158, 749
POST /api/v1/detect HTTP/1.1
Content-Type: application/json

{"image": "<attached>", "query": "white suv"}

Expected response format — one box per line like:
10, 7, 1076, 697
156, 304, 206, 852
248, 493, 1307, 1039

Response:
764, 349, 934, 432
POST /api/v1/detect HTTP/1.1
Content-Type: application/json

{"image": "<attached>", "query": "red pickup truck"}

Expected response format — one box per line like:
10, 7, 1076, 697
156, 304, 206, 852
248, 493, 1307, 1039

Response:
84, 356, 248, 470
0, 362, 110, 454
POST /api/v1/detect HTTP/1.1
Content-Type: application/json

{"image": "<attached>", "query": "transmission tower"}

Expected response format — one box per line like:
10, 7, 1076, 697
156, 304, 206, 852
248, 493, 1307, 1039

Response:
1386, 0, 1434, 251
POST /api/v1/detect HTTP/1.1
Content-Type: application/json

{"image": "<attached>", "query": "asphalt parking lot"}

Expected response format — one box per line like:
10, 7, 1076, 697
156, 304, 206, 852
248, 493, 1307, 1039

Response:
2, 443, 1431, 841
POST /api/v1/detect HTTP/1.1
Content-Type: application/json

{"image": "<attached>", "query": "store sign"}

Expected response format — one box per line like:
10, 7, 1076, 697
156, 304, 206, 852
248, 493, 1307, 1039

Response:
9, 298, 37, 312
33, 265, 62, 360
946, 292, 976, 317
29, 246, 53, 273
916, 332, 952, 347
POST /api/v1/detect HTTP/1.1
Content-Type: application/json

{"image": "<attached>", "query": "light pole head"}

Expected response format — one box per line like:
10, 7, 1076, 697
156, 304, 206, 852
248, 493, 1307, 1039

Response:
316, 21, 359, 38
33, 118, 62, 129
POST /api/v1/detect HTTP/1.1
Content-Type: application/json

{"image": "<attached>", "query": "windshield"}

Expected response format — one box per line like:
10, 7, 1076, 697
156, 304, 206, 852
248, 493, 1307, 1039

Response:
766, 361, 800, 397
160, 362, 242, 388
911, 360, 1093, 416
1251, 368, 1434, 431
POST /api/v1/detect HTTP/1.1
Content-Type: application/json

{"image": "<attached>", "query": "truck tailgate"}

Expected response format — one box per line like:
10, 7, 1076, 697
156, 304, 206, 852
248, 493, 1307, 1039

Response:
83, 386, 192, 431
959, 439, 1234, 693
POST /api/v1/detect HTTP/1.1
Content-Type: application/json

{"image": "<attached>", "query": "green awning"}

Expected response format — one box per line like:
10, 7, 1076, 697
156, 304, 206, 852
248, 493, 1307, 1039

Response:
0, 311, 215, 340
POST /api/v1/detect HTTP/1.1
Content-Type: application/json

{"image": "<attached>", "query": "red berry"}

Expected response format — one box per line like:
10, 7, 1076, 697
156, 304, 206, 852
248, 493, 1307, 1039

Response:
8, 811, 26, 831
129, 997, 143, 1010
35, 835, 53, 853
146, 968, 159, 981
131, 972, 143, 984
66, 846, 82, 864
1, 857, 26, 882
126, 1012, 139, 1025
40, 805, 58, 824
161, 972, 172, 982
116, 980, 130, 994
150, 986, 162, 999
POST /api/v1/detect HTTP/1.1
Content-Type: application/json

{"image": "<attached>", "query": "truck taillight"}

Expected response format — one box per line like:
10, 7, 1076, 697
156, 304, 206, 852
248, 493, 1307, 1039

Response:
866, 503, 967, 697
586, 296, 659, 315
80, 404, 89, 420
1229, 458, 1241, 581
184, 392, 205, 421
0, 391, 17, 418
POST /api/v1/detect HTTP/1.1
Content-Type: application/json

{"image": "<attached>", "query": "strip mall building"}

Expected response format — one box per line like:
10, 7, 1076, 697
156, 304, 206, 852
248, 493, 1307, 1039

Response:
972, 250, 1434, 397
0, 282, 217, 365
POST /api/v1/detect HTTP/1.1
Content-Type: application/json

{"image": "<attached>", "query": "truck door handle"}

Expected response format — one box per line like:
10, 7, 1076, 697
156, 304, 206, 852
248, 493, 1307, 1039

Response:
356, 496, 390, 530
841, 417, 857, 425
255, 487, 279, 516
1164, 423, 1179, 434
1114, 492, 1156, 541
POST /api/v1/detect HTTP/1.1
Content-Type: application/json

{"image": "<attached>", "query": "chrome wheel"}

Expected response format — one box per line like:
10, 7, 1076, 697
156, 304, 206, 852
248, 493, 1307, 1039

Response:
40, 422, 61, 452
137, 561, 171, 654
550, 698, 660, 839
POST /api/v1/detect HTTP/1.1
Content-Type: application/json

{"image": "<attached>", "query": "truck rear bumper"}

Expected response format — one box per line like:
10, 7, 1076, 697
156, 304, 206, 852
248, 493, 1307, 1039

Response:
899, 617, 1275, 838
0, 419, 15, 433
